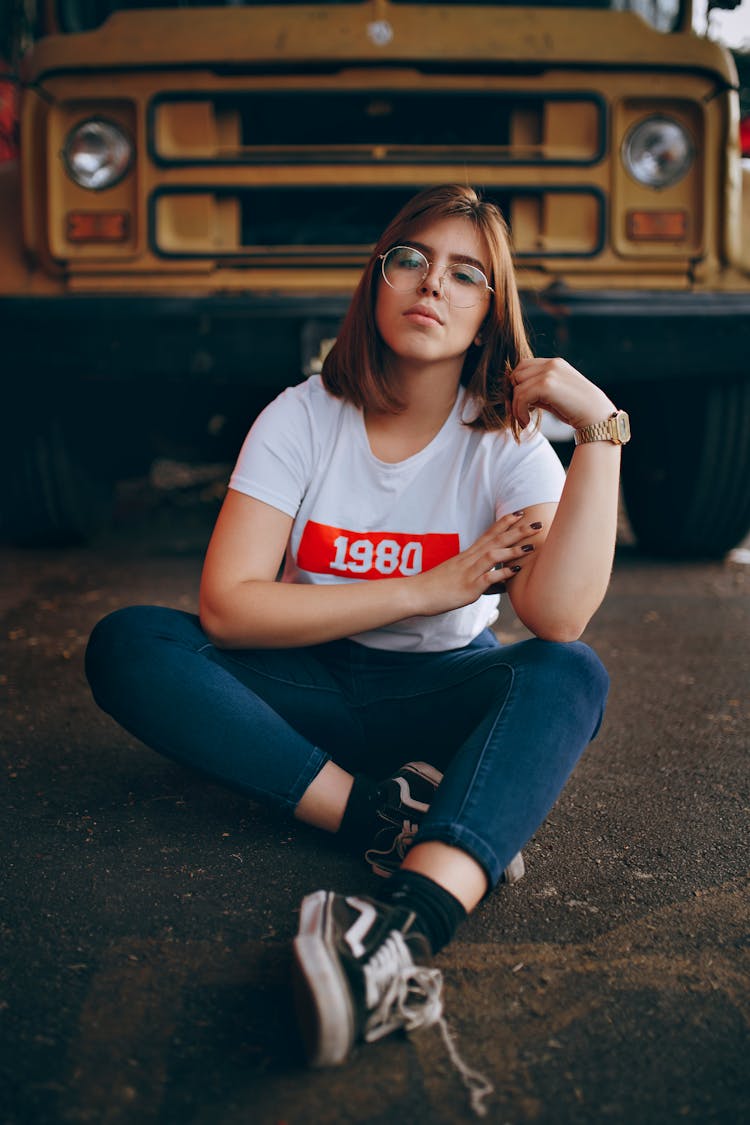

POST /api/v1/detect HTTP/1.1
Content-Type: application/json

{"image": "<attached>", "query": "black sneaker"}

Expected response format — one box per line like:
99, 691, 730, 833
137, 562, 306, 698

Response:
365, 760, 526, 887
365, 761, 443, 878
293, 890, 443, 1066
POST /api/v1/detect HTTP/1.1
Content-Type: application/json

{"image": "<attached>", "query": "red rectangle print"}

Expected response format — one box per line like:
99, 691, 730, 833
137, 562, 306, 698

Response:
297, 520, 460, 580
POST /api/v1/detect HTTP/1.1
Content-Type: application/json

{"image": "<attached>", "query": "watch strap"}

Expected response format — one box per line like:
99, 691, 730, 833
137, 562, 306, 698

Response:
574, 410, 629, 446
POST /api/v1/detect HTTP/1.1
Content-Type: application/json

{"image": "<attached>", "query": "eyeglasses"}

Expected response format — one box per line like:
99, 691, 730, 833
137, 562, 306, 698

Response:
379, 245, 494, 308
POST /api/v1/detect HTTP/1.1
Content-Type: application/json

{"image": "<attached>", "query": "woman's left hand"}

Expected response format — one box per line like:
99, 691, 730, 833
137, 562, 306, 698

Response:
509, 357, 615, 431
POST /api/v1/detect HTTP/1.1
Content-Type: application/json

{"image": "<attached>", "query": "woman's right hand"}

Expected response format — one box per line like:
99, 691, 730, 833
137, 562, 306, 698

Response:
410, 511, 545, 617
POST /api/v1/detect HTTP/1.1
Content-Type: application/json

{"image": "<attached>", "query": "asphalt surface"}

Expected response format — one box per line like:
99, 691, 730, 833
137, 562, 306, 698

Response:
1, 486, 748, 1125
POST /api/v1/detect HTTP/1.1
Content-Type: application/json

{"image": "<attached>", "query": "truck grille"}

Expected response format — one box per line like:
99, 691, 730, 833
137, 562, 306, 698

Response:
151, 90, 604, 165
148, 87, 606, 262
152, 185, 604, 260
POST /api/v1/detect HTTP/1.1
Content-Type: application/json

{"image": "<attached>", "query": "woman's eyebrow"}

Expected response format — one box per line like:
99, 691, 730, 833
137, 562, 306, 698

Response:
406, 240, 488, 273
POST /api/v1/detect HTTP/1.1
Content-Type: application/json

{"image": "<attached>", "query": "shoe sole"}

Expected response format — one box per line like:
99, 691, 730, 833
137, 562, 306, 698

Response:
293, 890, 355, 1067
503, 852, 525, 884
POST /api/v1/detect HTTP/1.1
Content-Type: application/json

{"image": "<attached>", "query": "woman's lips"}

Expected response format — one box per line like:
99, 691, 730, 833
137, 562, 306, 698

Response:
404, 304, 443, 326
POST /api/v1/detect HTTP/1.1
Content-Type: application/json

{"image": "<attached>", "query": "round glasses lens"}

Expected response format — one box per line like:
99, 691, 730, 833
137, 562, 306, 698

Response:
382, 246, 429, 290
443, 263, 488, 308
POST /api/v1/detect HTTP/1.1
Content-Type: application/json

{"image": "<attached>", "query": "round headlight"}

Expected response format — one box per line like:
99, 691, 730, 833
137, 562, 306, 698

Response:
622, 116, 694, 189
62, 118, 133, 190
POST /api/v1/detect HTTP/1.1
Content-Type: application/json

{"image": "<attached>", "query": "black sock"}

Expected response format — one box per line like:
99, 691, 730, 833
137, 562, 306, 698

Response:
337, 773, 381, 849
382, 869, 467, 955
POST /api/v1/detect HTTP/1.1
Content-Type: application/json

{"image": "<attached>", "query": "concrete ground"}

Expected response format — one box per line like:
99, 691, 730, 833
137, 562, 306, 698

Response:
1, 491, 748, 1125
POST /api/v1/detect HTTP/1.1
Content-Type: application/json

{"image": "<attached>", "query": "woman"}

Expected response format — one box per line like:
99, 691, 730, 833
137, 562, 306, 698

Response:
86, 185, 625, 1089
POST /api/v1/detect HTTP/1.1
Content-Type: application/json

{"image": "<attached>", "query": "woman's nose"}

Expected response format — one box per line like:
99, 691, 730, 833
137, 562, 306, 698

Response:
419, 266, 444, 298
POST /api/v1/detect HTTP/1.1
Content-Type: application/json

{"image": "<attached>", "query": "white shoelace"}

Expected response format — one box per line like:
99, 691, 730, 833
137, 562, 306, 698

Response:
363, 930, 494, 1118
436, 1014, 495, 1118
363, 930, 441, 1033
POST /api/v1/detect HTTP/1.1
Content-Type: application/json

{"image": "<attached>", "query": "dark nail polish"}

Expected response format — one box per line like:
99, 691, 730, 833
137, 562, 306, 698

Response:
530, 521, 543, 530
510, 565, 522, 573
513, 509, 525, 516
521, 544, 534, 552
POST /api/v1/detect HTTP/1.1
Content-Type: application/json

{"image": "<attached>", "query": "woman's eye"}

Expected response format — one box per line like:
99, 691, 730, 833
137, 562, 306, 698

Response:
398, 254, 424, 270
451, 267, 481, 286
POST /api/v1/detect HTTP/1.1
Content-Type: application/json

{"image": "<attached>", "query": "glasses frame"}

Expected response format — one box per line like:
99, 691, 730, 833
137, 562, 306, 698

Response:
378, 245, 494, 309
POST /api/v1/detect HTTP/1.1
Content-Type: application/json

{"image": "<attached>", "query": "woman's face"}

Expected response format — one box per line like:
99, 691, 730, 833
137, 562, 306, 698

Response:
374, 215, 493, 371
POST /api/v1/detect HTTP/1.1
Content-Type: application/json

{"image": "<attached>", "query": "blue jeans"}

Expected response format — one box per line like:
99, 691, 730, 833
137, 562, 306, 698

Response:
85, 606, 609, 888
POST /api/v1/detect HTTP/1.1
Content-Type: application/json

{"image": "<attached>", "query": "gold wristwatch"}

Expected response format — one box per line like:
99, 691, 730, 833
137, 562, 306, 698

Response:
574, 409, 631, 446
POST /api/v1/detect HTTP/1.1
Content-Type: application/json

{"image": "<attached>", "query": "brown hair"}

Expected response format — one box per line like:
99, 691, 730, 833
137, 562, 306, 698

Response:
321, 184, 532, 434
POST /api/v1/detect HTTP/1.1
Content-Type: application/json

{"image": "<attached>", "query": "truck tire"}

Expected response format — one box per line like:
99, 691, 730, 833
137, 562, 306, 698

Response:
3, 413, 114, 546
620, 377, 750, 558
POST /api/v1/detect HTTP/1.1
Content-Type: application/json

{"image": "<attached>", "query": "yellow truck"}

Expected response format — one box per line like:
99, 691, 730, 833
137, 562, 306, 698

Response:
1, 0, 749, 555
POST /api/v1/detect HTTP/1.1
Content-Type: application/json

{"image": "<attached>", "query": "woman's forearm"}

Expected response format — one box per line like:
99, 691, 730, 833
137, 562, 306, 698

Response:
199, 489, 427, 648
511, 441, 622, 641
200, 572, 420, 649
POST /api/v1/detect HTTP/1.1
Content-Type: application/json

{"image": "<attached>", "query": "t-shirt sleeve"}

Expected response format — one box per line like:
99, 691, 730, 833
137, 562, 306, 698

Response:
491, 425, 567, 519
228, 383, 314, 517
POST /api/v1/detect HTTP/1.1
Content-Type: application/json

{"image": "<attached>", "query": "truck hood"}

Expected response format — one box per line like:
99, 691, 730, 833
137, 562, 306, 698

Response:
26, 5, 737, 86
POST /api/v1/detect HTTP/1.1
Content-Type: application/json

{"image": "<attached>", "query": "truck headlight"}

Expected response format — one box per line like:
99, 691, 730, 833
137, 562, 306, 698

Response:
62, 118, 133, 190
622, 116, 694, 189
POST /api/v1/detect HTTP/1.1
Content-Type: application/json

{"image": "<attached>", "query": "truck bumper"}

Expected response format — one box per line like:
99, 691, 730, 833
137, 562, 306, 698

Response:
1, 289, 749, 386
524, 288, 750, 383
0, 293, 350, 388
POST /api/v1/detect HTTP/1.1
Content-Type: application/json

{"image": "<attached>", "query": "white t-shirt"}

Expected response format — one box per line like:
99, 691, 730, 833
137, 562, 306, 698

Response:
229, 375, 566, 652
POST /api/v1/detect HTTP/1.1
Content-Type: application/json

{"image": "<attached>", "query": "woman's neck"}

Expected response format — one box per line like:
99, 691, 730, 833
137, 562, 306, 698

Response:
363, 363, 463, 463
385, 354, 463, 422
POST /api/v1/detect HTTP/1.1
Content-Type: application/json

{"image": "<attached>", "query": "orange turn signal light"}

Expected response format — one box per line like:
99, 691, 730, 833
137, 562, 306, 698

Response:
66, 211, 130, 242
626, 210, 688, 241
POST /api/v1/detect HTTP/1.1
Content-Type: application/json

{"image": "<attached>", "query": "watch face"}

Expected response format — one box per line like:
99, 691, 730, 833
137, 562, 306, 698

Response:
616, 412, 631, 442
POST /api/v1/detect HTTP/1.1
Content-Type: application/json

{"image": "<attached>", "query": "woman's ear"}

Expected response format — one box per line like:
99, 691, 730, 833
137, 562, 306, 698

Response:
473, 333, 483, 347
